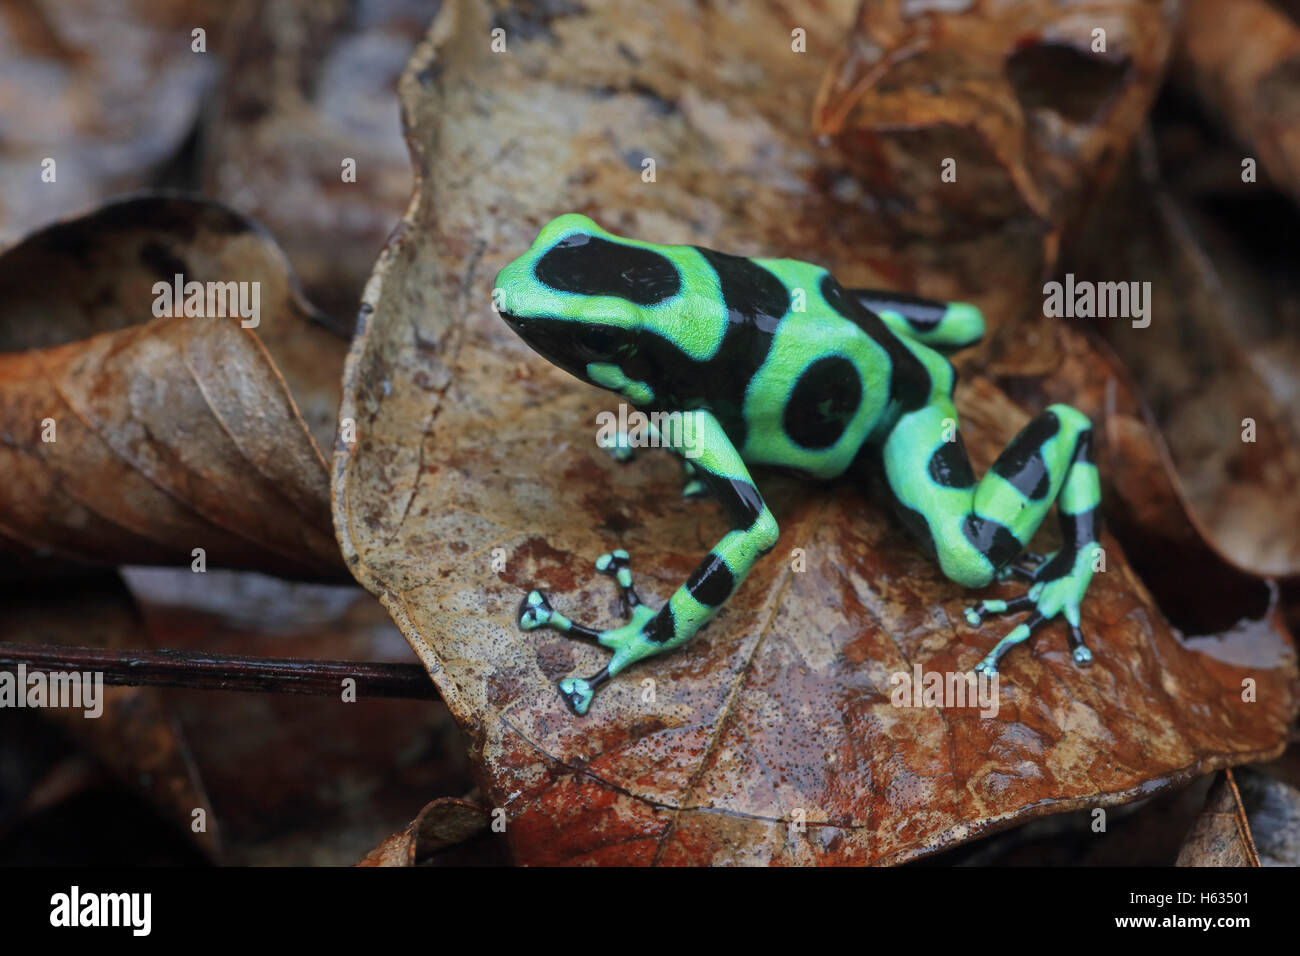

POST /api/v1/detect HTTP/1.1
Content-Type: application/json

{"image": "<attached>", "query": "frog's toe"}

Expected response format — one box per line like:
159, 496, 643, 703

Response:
518, 589, 554, 630
595, 548, 642, 617
975, 613, 1044, 674
963, 595, 1034, 627
595, 549, 630, 575
558, 677, 595, 716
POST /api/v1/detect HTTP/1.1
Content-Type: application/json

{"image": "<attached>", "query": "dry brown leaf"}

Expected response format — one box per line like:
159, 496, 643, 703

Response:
1067, 152, 1300, 578
1177, 767, 1300, 866
0, 195, 348, 578
358, 796, 503, 866
333, 0, 1296, 865
813, 0, 1176, 275
1176, 769, 1259, 866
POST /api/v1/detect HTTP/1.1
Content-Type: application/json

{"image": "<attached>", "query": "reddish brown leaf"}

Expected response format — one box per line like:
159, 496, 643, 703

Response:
333, 0, 1296, 865
0, 196, 348, 578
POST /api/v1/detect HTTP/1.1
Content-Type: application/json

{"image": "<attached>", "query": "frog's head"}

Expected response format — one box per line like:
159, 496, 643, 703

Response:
494, 214, 681, 395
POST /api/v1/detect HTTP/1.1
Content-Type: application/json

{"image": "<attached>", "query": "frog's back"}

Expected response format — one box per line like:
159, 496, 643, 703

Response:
657, 252, 935, 481
560, 232, 945, 481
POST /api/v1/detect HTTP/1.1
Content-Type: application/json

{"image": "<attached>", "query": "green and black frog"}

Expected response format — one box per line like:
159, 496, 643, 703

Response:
495, 214, 1100, 715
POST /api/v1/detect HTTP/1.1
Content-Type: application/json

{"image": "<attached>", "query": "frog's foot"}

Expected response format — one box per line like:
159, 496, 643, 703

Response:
594, 549, 642, 617
518, 585, 610, 645
967, 549, 1096, 674
558, 669, 611, 716
519, 589, 557, 631
518, 553, 665, 714
548, 604, 660, 715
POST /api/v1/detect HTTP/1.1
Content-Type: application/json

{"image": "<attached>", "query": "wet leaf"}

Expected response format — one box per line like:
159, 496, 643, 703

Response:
0, 195, 348, 578
334, 0, 1297, 865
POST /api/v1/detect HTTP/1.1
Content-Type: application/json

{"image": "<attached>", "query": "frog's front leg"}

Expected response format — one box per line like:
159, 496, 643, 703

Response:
599, 423, 711, 499
518, 409, 778, 715
882, 399, 1101, 674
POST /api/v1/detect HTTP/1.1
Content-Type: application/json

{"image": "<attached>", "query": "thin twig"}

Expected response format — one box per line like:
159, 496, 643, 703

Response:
0, 642, 438, 701
1223, 768, 1262, 868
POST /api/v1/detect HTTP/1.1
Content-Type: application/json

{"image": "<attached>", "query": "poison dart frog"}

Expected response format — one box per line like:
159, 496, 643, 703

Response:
494, 214, 1101, 715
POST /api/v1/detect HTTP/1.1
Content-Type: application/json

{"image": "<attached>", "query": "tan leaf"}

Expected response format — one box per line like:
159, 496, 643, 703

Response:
1176, 769, 1259, 866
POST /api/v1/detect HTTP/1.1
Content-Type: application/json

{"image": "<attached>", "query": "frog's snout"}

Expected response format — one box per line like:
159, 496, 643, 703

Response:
499, 309, 531, 339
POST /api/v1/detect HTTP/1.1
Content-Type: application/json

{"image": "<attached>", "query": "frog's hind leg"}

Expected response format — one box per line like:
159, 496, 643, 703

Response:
850, 289, 985, 354
881, 399, 1101, 674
